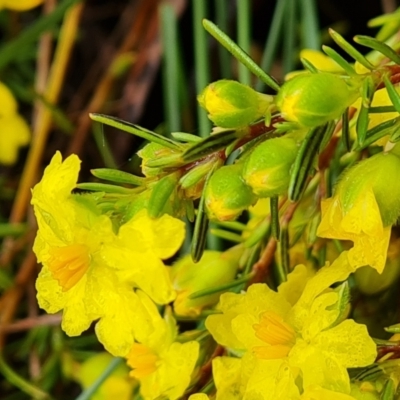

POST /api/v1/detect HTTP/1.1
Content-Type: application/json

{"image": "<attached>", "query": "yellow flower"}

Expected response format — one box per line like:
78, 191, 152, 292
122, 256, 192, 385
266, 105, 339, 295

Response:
317, 152, 400, 273
0, 82, 30, 165
126, 293, 199, 400
0, 0, 43, 11
32, 152, 185, 356
206, 252, 376, 394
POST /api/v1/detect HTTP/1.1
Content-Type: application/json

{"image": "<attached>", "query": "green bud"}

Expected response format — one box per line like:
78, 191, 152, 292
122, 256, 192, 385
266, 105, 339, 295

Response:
198, 79, 273, 128
276, 72, 358, 127
242, 137, 298, 197
138, 142, 180, 177
171, 248, 240, 316
338, 152, 400, 226
205, 163, 256, 221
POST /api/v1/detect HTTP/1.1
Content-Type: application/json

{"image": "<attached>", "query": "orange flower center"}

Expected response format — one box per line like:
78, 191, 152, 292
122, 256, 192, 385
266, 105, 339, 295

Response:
127, 343, 159, 379
48, 244, 90, 291
252, 311, 296, 360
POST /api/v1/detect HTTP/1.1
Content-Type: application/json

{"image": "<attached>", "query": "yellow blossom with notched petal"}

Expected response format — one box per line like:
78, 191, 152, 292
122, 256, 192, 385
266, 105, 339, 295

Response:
206, 252, 376, 394
126, 293, 199, 400
0, 0, 43, 11
317, 152, 400, 273
0, 82, 30, 165
32, 152, 185, 356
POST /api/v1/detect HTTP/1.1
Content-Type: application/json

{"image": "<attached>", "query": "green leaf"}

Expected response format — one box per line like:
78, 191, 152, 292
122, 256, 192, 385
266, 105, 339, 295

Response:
148, 174, 178, 218
202, 19, 280, 91
171, 132, 202, 143
354, 117, 400, 150
91, 169, 145, 185
89, 113, 182, 150
209, 228, 243, 243
189, 272, 253, 299
75, 183, 134, 194
289, 123, 332, 201
321, 45, 357, 76
300, 57, 318, 73
380, 378, 396, 400
270, 196, 280, 240
341, 108, 351, 151
383, 74, 400, 114
356, 76, 375, 146
182, 129, 239, 162
354, 35, 400, 65
179, 161, 214, 189
191, 169, 216, 263
329, 29, 374, 70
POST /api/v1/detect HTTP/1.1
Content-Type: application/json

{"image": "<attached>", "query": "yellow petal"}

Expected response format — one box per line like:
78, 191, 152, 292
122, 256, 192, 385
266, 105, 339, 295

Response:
102, 241, 176, 304
290, 252, 353, 331
300, 49, 344, 72
348, 226, 391, 273
94, 287, 144, 357
129, 209, 185, 259
302, 386, 356, 400
289, 341, 351, 393
313, 320, 377, 368
138, 341, 199, 400
205, 283, 291, 350
1, 0, 44, 10
0, 114, 30, 165
278, 264, 315, 306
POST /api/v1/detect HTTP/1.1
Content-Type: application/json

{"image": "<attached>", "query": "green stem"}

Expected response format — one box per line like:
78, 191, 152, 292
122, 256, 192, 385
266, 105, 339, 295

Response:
160, 4, 181, 133
215, 0, 231, 78
0, 353, 53, 399
193, 0, 211, 137
237, 0, 251, 85
301, 0, 320, 49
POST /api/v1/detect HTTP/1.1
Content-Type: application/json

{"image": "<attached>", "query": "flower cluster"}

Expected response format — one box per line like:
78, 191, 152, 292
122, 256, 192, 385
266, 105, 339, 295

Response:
31, 13, 400, 400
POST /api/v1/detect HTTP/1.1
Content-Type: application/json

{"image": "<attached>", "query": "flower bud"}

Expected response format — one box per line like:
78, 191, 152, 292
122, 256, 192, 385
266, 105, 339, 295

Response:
276, 72, 358, 127
338, 152, 400, 227
171, 247, 241, 316
242, 137, 298, 197
138, 143, 180, 177
198, 79, 273, 128
205, 163, 256, 221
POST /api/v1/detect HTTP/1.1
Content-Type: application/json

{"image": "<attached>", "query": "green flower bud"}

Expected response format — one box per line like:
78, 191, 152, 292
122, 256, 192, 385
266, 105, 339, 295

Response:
205, 163, 256, 221
198, 79, 273, 128
171, 248, 241, 316
242, 137, 298, 197
138, 142, 180, 177
276, 72, 358, 127
338, 152, 400, 227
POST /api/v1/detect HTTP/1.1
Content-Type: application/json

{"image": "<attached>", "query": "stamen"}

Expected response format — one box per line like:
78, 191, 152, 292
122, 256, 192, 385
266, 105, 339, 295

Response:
48, 243, 90, 291
127, 343, 159, 379
252, 311, 296, 360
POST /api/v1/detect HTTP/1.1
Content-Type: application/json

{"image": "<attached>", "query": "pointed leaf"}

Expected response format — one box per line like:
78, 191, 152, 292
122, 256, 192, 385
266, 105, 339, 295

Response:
90, 113, 182, 150
202, 19, 280, 91
329, 29, 374, 70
